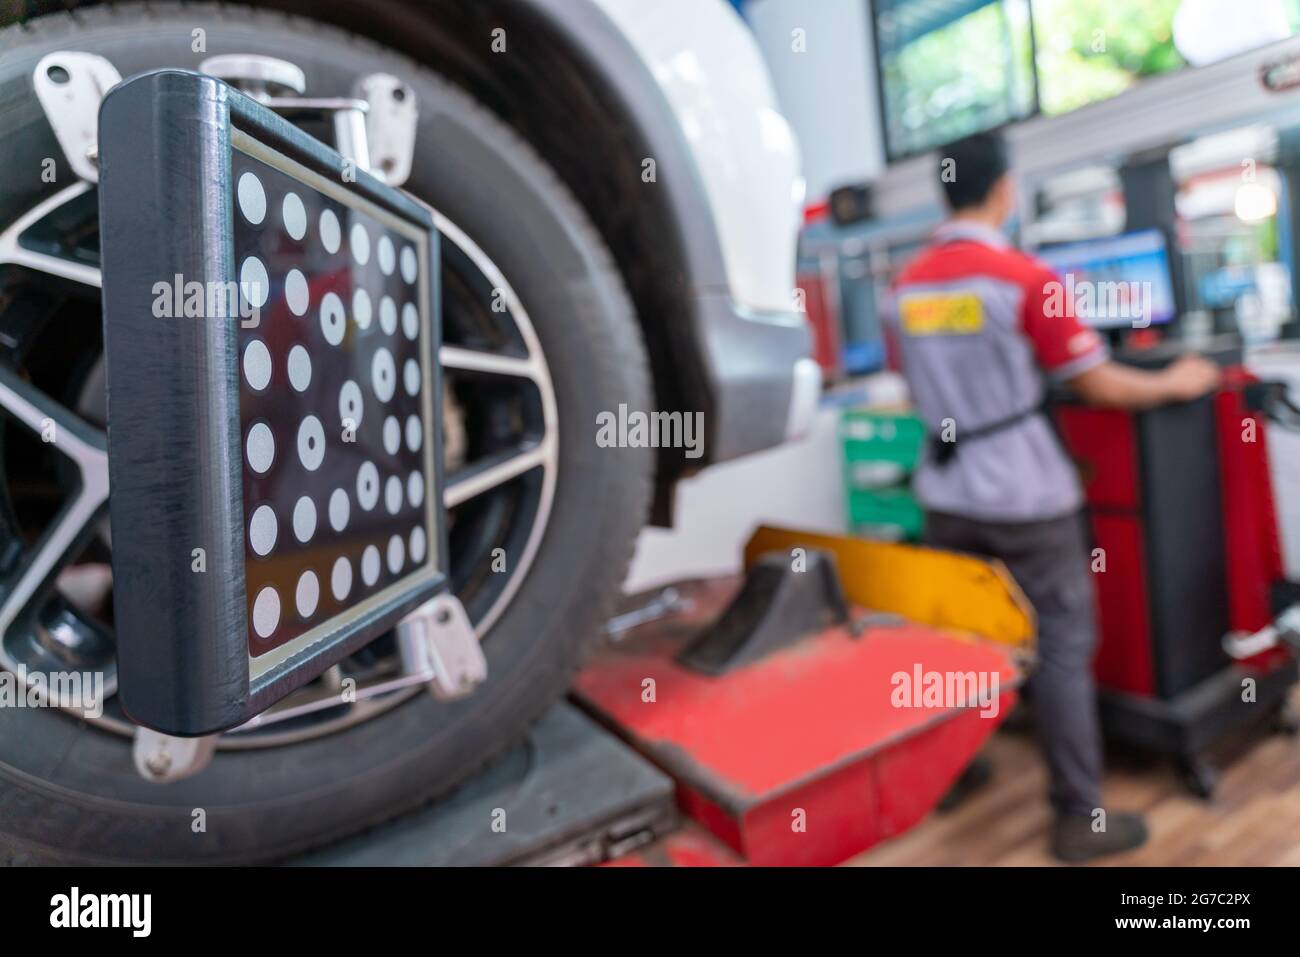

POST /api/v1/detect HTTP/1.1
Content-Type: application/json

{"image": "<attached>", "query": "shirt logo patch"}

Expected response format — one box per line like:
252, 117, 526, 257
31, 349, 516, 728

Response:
899, 293, 985, 336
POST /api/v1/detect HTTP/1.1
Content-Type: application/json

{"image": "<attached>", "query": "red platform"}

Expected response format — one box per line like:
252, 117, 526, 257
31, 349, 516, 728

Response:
574, 591, 1021, 867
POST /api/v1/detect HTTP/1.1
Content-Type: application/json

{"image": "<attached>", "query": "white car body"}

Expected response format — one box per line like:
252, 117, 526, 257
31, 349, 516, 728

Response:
592, 0, 804, 316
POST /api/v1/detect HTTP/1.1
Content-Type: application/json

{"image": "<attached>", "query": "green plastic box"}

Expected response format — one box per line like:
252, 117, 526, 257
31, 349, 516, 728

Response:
841, 408, 926, 541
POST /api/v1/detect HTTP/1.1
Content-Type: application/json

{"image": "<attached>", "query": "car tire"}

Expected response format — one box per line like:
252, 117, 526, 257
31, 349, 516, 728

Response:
0, 2, 652, 864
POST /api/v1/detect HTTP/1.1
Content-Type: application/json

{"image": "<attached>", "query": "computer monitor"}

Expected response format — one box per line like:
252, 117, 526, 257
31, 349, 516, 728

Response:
1037, 229, 1177, 330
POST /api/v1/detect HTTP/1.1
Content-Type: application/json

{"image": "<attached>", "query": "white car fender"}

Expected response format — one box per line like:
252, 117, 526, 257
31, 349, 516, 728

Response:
591, 0, 803, 316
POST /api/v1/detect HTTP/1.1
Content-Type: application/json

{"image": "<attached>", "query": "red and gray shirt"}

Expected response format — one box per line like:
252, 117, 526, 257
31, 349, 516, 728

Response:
885, 221, 1107, 523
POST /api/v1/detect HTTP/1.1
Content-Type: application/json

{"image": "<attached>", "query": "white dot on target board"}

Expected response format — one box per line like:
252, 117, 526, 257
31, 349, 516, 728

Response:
372, 348, 396, 402
378, 235, 395, 276
252, 586, 280, 639
351, 223, 371, 265
241, 256, 269, 309
285, 268, 309, 316
357, 461, 380, 511
339, 380, 363, 428
380, 296, 397, 336
406, 414, 422, 452
320, 292, 346, 346
288, 345, 312, 392
237, 172, 266, 224
408, 471, 424, 508
387, 534, 405, 575
400, 245, 417, 284
246, 422, 275, 474
320, 209, 341, 254
298, 415, 325, 471
329, 488, 350, 532
409, 525, 427, 563
249, 504, 277, 557
402, 302, 418, 340
331, 556, 353, 601
293, 496, 317, 543
385, 475, 402, 515
296, 570, 320, 618
243, 339, 272, 391
403, 358, 420, 397
361, 545, 381, 586
384, 416, 401, 455
353, 288, 372, 329
282, 192, 307, 241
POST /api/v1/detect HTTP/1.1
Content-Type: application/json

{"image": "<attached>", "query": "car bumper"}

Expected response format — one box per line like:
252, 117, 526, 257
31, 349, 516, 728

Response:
695, 293, 819, 465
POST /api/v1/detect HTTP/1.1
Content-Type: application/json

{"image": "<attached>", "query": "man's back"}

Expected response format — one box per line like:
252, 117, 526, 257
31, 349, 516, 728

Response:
887, 220, 1107, 523
882, 128, 1223, 861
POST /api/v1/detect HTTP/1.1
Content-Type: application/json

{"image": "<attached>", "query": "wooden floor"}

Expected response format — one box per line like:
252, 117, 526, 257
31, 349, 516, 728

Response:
848, 687, 1300, 866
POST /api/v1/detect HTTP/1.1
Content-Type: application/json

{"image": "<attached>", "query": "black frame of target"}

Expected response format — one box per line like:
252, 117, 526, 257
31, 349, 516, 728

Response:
98, 70, 448, 736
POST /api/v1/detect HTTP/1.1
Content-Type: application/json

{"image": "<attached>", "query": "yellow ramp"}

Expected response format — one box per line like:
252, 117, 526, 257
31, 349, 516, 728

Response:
744, 525, 1035, 653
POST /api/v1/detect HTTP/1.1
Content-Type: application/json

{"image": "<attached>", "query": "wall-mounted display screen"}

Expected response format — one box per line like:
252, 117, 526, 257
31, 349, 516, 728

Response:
873, 0, 1300, 161
874, 0, 1036, 160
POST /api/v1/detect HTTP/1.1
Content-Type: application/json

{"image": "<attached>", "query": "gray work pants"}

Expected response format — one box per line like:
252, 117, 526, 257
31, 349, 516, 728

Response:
924, 509, 1104, 817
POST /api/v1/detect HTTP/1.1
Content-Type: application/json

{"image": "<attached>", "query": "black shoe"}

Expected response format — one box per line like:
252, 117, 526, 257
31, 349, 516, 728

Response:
1052, 810, 1148, 863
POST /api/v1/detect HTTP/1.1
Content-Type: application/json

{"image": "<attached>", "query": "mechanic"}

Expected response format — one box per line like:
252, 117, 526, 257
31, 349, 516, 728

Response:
886, 130, 1222, 863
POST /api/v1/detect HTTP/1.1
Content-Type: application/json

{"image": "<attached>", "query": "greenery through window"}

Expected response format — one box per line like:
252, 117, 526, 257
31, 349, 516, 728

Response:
1034, 0, 1183, 115
874, 0, 1300, 160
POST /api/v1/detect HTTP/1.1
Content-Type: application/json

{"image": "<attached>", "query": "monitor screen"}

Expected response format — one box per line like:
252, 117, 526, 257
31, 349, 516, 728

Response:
873, 0, 1036, 160
1036, 229, 1176, 329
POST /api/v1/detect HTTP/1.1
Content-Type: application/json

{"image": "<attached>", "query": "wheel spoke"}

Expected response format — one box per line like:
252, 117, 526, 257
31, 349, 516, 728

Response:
0, 363, 106, 457
0, 365, 109, 672
444, 442, 548, 509
0, 489, 106, 633
0, 181, 102, 289
440, 345, 541, 382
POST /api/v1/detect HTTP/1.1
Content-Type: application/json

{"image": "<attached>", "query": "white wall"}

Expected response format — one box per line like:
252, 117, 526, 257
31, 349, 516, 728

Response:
623, 373, 910, 593
747, 0, 884, 201
624, 405, 846, 592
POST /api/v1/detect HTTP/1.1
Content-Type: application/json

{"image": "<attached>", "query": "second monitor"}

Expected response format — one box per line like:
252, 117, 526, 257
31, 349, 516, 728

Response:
1037, 229, 1177, 331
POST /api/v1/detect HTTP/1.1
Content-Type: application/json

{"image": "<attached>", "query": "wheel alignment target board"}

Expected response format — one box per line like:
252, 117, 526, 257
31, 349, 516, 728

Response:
98, 69, 448, 736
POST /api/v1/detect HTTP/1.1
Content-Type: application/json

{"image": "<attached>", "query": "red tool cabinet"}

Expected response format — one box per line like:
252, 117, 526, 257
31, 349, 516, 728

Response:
1052, 346, 1297, 794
